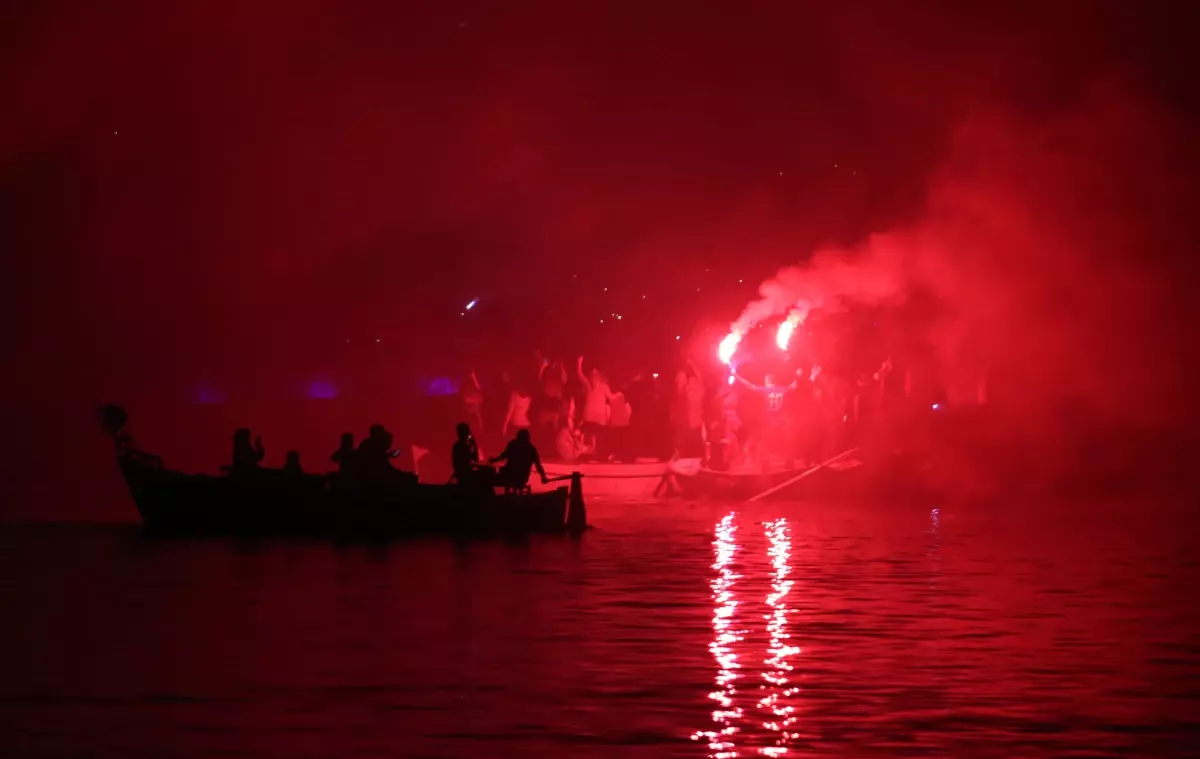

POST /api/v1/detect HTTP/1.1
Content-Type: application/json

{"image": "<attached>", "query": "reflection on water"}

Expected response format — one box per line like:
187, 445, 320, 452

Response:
759, 519, 799, 757
692, 513, 745, 758
694, 515, 804, 758
1, 497, 1198, 758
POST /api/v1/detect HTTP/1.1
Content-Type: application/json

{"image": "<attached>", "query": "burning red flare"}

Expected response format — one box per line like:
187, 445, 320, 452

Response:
718, 332, 743, 365
775, 311, 803, 352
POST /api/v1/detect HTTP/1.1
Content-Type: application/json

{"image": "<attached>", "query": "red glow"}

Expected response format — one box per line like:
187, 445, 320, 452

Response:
774, 311, 803, 352
718, 332, 743, 365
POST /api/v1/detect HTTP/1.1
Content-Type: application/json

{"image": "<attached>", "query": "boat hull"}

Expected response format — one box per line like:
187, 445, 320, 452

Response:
669, 452, 866, 501
119, 456, 573, 539
532, 460, 669, 499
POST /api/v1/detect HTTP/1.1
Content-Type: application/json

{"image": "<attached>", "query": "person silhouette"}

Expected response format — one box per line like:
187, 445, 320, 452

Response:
356, 424, 398, 483
230, 428, 265, 474
489, 428, 548, 491
330, 433, 355, 473
451, 422, 482, 485
284, 450, 303, 475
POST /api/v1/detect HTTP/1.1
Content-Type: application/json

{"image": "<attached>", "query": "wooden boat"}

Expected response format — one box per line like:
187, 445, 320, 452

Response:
100, 406, 587, 539
116, 451, 583, 539
668, 449, 865, 501
531, 459, 670, 499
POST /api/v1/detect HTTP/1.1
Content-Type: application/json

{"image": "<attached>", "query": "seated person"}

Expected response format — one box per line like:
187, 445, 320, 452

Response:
356, 424, 401, 484
489, 428, 548, 490
452, 422, 483, 485
284, 450, 303, 475
230, 428, 264, 474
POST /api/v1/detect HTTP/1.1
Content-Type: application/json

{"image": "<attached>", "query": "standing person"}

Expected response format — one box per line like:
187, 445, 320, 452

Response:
460, 370, 485, 440
577, 356, 614, 452
485, 371, 513, 449
670, 371, 702, 458
533, 359, 565, 452
734, 369, 803, 470
624, 370, 656, 460
607, 385, 633, 461
685, 364, 706, 442
502, 386, 533, 439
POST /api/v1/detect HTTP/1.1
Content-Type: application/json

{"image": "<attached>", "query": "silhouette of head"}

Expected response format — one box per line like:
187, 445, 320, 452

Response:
369, 424, 387, 441
233, 428, 251, 445
98, 404, 127, 439
286, 451, 300, 465
456, 422, 471, 440
516, 428, 531, 444
340, 432, 353, 448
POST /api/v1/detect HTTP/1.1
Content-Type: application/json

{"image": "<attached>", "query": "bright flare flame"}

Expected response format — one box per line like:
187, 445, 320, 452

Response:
465, 299, 478, 310
775, 310, 804, 352
718, 332, 743, 364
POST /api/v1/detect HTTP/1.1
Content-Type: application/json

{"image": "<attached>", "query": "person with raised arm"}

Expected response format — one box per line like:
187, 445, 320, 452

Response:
732, 366, 806, 470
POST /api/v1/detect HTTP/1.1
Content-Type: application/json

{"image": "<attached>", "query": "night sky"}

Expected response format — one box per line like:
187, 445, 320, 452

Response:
2, 1, 1197, 517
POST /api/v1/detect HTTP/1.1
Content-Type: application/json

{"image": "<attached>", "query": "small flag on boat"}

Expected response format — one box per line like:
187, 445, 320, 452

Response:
412, 445, 431, 477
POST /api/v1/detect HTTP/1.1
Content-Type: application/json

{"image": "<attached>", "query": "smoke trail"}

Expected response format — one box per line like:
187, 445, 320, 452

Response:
730, 237, 907, 335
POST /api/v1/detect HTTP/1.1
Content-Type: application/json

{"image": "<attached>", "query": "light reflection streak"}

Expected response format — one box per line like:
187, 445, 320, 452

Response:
691, 513, 745, 758
758, 519, 800, 756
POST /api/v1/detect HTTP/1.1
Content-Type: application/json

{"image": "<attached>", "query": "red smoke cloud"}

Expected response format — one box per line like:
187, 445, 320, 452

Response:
729, 77, 1196, 432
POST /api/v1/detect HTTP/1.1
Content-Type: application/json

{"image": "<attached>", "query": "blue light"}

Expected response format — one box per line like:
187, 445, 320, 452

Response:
425, 377, 459, 397
192, 387, 226, 405
308, 381, 339, 400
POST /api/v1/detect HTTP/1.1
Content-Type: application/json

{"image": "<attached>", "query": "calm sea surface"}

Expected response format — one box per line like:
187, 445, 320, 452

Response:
1, 496, 1197, 758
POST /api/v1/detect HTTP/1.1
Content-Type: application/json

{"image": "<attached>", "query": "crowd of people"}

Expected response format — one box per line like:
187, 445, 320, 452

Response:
456, 350, 921, 472
214, 346, 936, 489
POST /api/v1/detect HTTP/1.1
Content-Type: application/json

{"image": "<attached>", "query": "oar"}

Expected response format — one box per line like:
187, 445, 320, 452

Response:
746, 448, 860, 502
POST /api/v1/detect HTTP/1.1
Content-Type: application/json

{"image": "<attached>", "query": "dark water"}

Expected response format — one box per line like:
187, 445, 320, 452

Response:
2, 497, 1198, 758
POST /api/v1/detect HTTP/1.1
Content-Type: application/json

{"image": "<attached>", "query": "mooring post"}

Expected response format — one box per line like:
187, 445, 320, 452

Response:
566, 471, 587, 533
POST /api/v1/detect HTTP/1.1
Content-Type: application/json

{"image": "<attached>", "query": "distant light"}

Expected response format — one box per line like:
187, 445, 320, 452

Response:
599, 319, 604, 324
696, 288, 701, 292
932, 403, 941, 410
738, 279, 743, 283
309, 381, 338, 400
675, 335, 681, 340
603, 287, 608, 292
465, 299, 477, 310
641, 294, 646, 299
375, 338, 381, 343
728, 375, 735, 386
616, 314, 622, 320
652, 373, 659, 379
426, 377, 458, 397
